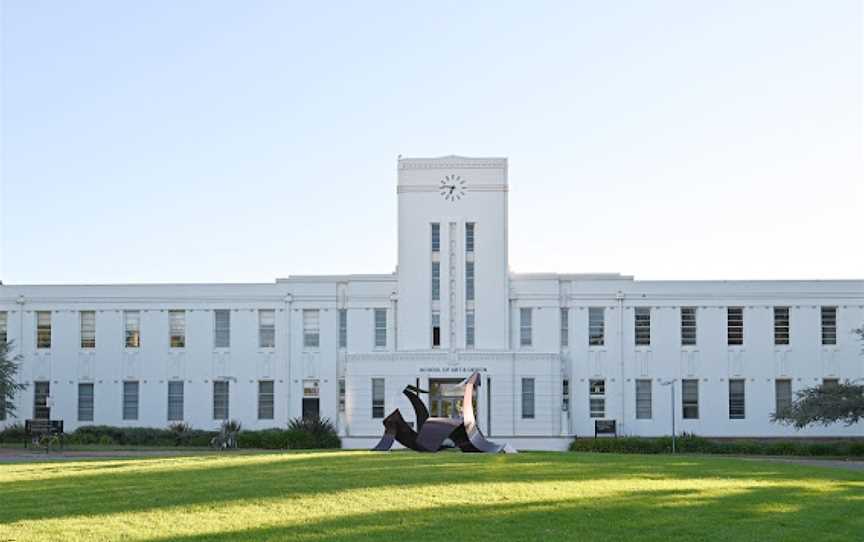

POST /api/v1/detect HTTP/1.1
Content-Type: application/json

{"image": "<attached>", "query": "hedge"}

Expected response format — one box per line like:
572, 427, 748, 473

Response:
569, 433, 864, 457
0, 418, 341, 450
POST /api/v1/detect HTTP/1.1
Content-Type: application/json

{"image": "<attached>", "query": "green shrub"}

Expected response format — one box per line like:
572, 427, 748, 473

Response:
0, 423, 26, 443
569, 434, 864, 457
285, 417, 341, 450
66, 425, 216, 447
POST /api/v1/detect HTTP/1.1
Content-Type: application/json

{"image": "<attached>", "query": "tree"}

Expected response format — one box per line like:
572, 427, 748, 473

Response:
772, 325, 864, 428
1, 341, 26, 419
772, 381, 864, 428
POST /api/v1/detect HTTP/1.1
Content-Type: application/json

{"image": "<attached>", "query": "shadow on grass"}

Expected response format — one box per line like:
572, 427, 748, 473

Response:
1, 451, 861, 528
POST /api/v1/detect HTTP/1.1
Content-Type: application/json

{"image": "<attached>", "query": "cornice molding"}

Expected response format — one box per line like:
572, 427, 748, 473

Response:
398, 156, 507, 170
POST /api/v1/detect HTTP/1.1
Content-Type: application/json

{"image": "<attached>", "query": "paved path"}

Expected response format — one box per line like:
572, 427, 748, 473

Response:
0, 448, 219, 463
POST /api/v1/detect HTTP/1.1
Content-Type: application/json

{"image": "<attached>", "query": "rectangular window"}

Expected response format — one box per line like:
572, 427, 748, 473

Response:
562, 379, 570, 412
681, 307, 697, 346
0, 311, 7, 344
258, 380, 275, 420
372, 378, 385, 418
33, 381, 50, 419
338, 309, 348, 349
521, 378, 535, 419
465, 310, 475, 348
729, 379, 745, 419
374, 309, 387, 348
214, 310, 230, 348
80, 311, 96, 349
823, 378, 839, 388
169, 310, 186, 348
167, 381, 184, 421
520, 308, 532, 347
465, 261, 475, 301
775, 379, 792, 415
431, 262, 440, 301
589, 307, 605, 346
589, 379, 605, 418
431, 223, 440, 253
303, 309, 320, 349
125, 310, 141, 348
36, 311, 51, 349
338, 378, 346, 412
727, 307, 744, 346
78, 383, 94, 422
123, 381, 139, 421
682, 379, 699, 419
213, 380, 230, 420
634, 307, 651, 346
774, 306, 790, 346
431, 311, 441, 348
259, 309, 276, 348
465, 222, 475, 253
821, 306, 837, 345
635, 379, 652, 420
560, 308, 569, 348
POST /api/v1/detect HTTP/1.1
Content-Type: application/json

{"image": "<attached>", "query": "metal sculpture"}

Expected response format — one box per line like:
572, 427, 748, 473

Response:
371, 372, 517, 453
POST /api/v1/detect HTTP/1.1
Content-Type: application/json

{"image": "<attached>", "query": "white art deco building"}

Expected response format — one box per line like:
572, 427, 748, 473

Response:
1, 156, 862, 449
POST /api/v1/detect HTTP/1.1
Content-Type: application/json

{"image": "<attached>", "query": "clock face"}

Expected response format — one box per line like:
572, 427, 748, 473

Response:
439, 174, 467, 201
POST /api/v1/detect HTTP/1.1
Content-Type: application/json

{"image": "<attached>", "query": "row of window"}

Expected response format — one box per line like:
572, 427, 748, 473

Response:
5, 308, 389, 351
519, 305, 841, 348
430, 222, 475, 254
551, 377, 839, 421
430, 222, 476, 349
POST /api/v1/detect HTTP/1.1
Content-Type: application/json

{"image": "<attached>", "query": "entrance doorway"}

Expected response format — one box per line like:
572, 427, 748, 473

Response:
429, 379, 476, 419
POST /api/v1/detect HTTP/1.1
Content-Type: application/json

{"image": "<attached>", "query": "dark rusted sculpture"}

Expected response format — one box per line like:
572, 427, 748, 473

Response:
371, 372, 516, 453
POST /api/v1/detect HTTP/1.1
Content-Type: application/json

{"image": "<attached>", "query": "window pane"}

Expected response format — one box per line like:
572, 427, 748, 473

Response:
560, 308, 568, 347
465, 262, 475, 301
36, 311, 51, 348
431, 223, 440, 253
727, 307, 744, 346
214, 310, 230, 348
635, 379, 652, 419
259, 310, 275, 348
465, 222, 475, 253
78, 383, 94, 422
258, 380, 275, 420
774, 379, 792, 415
125, 311, 141, 348
372, 378, 385, 418
338, 309, 348, 349
520, 308, 532, 347
123, 381, 139, 420
465, 310, 475, 348
821, 306, 837, 345
374, 309, 387, 348
33, 381, 50, 419
303, 309, 320, 349
682, 379, 699, 419
169, 310, 186, 348
521, 378, 535, 419
168, 381, 184, 421
589, 307, 605, 346
213, 381, 230, 420
681, 307, 696, 346
773, 307, 790, 346
431, 262, 440, 301
0, 311, 7, 344
80, 311, 96, 348
729, 379, 745, 419
634, 307, 650, 346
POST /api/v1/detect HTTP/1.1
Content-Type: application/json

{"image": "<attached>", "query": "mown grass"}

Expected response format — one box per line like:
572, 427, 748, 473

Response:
1, 450, 862, 541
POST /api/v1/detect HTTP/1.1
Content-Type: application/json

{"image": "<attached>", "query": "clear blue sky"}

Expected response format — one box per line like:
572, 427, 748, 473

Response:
1, 1, 861, 284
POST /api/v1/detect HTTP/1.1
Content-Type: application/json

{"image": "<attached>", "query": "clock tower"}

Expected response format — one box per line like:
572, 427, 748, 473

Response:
396, 156, 510, 352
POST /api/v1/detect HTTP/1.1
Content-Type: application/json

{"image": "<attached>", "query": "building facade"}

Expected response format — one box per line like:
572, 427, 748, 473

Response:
1, 156, 862, 449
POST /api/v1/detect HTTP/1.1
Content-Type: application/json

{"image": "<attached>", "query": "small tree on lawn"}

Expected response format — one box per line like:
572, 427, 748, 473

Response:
1, 341, 26, 420
772, 324, 864, 428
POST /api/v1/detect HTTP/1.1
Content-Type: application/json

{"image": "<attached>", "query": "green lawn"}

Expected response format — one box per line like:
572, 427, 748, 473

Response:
1, 451, 862, 541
